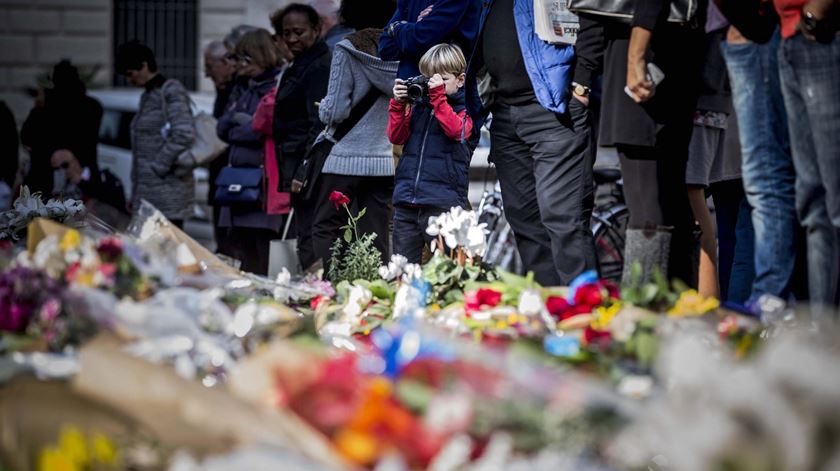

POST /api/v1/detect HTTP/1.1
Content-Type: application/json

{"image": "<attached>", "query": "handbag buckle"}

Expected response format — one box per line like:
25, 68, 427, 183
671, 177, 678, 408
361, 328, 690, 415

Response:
228, 184, 242, 193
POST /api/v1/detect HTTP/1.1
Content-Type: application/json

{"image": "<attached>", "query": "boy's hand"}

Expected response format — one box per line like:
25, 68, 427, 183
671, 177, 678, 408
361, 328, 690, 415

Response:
393, 79, 408, 103
428, 73, 444, 89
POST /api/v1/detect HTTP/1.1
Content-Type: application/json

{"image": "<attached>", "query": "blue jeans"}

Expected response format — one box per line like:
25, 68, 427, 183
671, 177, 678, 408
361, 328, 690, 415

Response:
778, 33, 840, 307
721, 32, 798, 301
712, 180, 756, 304
393, 205, 447, 264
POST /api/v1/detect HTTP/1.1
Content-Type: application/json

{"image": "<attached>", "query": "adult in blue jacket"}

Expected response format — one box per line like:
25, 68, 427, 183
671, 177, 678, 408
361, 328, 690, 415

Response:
379, 0, 482, 80
465, 0, 598, 286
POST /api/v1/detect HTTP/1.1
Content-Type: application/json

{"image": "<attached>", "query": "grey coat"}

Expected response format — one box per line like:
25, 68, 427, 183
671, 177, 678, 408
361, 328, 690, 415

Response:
319, 37, 398, 177
130, 78, 194, 220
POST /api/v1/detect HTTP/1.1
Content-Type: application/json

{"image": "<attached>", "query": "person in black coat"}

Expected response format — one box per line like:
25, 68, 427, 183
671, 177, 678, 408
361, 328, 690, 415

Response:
270, 3, 332, 270
0, 101, 18, 209
21, 60, 103, 203
587, 0, 707, 286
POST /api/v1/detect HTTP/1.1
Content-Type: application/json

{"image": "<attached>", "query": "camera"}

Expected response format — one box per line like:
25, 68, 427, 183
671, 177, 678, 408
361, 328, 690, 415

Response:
404, 75, 429, 102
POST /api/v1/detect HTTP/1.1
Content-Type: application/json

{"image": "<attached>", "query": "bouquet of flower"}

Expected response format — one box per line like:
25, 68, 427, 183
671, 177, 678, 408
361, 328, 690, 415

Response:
327, 191, 382, 285
0, 186, 85, 241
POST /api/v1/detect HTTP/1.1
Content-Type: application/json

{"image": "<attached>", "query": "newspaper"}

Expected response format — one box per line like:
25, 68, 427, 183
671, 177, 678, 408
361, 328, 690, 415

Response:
535, 0, 579, 45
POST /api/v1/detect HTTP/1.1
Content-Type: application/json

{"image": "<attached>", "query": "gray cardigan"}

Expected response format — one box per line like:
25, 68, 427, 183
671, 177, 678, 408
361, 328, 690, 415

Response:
319, 38, 398, 177
130, 78, 194, 220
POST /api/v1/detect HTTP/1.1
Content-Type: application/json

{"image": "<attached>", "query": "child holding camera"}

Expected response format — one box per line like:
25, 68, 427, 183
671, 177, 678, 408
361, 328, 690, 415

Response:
387, 43, 473, 263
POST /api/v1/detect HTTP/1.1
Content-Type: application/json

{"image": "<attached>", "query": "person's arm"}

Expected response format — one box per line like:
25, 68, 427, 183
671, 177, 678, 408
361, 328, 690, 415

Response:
379, 8, 405, 61
428, 85, 472, 141
319, 46, 354, 127
572, 13, 606, 106
387, 99, 412, 145
151, 82, 195, 177
384, 0, 471, 59
625, 0, 668, 103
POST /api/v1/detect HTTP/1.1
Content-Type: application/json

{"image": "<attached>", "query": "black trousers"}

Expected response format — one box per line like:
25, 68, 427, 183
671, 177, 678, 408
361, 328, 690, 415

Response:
490, 99, 598, 286
224, 226, 279, 276
311, 173, 393, 267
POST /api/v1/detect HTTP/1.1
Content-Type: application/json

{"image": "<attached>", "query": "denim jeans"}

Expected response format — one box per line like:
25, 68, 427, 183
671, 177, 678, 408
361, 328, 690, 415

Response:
711, 179, 755, 304
778, 33, 840, 307
721, 31, 798, 301
392, 205, 447, 264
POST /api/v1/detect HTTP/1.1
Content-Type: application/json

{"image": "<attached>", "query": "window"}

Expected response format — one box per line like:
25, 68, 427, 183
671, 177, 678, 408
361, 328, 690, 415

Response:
113, 0, 198, 90
98, 109, 135, 150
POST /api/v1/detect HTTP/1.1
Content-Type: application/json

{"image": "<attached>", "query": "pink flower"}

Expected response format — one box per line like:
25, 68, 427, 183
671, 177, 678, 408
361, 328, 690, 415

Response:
97, 236, 124, 261
329, 191, 351, 210
38, 298, 61, 324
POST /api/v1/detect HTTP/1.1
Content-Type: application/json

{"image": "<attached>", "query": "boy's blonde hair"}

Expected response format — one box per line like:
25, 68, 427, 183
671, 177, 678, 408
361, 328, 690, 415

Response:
419, 43, 467, 77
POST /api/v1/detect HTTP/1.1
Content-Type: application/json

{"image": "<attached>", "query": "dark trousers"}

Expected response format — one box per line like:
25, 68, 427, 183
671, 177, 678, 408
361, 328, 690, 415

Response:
292, 193, 317, 271
311, 173, 393, 267
224, 227, 279, 276
393, 205, 447, 264
489, 99, 597, 286
711, 179, 756, 304
618, 140, 697, 286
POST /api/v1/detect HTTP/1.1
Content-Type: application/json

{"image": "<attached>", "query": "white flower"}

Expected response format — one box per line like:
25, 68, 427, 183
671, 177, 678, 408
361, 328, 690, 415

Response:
343, 284, 372, 321
466, 224, 487, 257
401, 263, 423, 282
426, 215, 441, 236
274, 267, 291, 286
518, 289, 543, 317
379, 254, 412, 281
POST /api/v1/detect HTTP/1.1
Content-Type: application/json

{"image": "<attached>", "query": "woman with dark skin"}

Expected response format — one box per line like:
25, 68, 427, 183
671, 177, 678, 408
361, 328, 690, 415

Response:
270, 3, 332, 270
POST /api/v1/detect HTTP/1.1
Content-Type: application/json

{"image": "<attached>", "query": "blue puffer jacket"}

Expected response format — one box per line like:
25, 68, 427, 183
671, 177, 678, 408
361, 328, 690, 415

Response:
392, 89, 470, 209
466, 0, 576, 118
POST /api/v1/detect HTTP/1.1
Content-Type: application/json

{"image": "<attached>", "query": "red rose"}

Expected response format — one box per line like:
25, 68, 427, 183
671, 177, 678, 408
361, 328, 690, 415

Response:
464, 288, 502, 313
560, 303, 593, 320
582, 326, 612, 346
546, 296, 570, 319
599, 280, 620, 300
329, 190, 351, 210
574, 283, 604, 308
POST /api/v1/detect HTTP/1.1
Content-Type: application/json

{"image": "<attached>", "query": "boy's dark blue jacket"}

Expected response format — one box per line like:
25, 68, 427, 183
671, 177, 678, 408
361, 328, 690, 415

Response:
388, 87, 471, 209
379, 0, 483, 79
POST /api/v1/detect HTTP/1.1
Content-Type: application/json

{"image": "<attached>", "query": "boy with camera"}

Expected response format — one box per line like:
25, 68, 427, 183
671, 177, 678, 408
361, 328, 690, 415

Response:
387, 43, 473, 263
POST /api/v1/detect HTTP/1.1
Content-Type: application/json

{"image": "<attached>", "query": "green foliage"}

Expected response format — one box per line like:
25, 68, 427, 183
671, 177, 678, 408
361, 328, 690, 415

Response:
327, 233, 382, 285
620, 262, 680, 311
422, 252, 498, 305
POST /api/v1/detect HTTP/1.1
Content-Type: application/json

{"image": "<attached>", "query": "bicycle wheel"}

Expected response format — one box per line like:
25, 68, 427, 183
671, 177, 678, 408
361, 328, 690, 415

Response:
593, 205, 629, 283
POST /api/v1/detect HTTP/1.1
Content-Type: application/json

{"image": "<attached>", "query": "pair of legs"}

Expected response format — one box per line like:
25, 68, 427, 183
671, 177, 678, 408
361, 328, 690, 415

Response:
721, 32, 798, 302
311, 173, 393, 268
221, 226, 280, 275
489, 99, 597, 286
778, 33, 840, 309
392, 205, 448, 264
711, 179, 755, 303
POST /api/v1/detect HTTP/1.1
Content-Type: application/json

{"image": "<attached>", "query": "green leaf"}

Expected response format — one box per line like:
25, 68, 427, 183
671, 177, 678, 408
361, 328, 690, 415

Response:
343, 228, 352, 243
640, 284, 658, 304
396, 379, 435, 413
356, 207, 367, 220
635, 332, 659, 367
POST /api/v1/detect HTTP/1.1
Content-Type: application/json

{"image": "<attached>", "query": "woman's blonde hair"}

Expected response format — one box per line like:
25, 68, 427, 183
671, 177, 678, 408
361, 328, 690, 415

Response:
235, 28, 279, 70
419, 43, 466, 77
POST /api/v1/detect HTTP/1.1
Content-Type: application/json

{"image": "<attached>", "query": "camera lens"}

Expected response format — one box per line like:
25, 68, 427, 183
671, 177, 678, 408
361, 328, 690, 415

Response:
407, 84, 424, 101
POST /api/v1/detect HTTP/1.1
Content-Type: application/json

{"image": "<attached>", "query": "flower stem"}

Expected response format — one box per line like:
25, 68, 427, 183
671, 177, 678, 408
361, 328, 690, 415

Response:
343, 203, 358, 240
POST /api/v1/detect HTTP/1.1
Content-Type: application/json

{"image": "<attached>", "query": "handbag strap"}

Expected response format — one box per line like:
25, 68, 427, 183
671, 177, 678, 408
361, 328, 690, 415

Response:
281, 208, 295, 240
331, 88, 382, 143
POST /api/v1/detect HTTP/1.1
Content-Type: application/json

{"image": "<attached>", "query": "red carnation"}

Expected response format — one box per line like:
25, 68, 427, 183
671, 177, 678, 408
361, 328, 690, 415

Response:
561, 303, 593, 320
329, 190, 351, 210
464, 288, 502, 313
574, 283, 604, 308
546, 296, 570, 319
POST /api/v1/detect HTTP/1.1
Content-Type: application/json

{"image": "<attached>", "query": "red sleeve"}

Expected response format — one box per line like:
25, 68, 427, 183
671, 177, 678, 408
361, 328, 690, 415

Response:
429, 85, 473, 142
387, 99, 412, 145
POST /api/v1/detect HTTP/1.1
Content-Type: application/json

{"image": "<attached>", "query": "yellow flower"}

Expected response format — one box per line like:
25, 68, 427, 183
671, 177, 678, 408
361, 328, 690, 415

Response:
667, 290, 719, 317
591, 303, 622, 330
335, 428, 379, 465
58, 425, 89, 467
90, 432, 118, 465
495, 320, 508, 330
507, 314, 519, 325
38, 446, 77, 471
59, 230, 81, 252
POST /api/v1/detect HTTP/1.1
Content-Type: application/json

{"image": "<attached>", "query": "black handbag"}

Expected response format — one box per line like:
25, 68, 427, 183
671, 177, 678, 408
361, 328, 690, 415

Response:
294, 88, 382, 201
568, 0, 699, 25
214, 166, 263, 206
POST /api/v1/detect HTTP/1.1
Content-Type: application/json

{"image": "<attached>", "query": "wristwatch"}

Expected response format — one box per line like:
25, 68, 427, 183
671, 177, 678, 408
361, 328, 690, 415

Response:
801, 9, 820, 33
572, 82, 591, 98
387, 20, 407, 37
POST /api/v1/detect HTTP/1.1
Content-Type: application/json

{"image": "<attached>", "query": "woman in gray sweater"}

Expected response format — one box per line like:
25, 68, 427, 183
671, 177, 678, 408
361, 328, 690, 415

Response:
117, 41, 194, 227
310, 28, 399, 265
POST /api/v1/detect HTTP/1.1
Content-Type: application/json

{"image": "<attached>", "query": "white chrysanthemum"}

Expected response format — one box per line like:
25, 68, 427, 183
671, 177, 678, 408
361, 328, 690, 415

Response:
343, 284, 372, 321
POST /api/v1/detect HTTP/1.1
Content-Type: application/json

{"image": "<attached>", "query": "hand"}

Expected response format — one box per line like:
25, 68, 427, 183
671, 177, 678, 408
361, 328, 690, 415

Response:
798, 0, 836, 42
417, 4, 433, 21
427, 73, 444, 89
571, 93, 589, 107
291, 179, 304, 193
393, 79, 408, 103
626, 55, 655, 103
